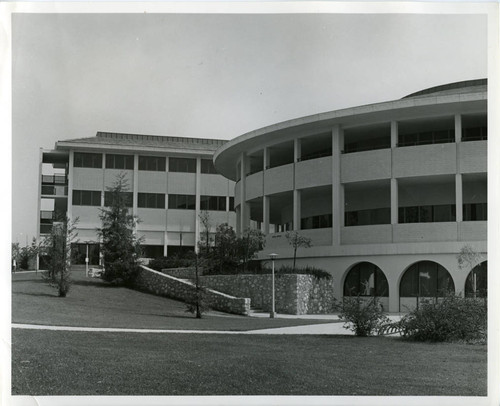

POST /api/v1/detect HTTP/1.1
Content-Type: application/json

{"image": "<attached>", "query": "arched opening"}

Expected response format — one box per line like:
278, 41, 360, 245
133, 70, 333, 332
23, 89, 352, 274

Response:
399, 261, 455, 311
344, 262, 389, 310
465, 261, 487, 298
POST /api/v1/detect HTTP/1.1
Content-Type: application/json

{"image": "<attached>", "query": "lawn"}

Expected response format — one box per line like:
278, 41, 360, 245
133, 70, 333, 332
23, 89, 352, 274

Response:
12, 329, 486, 396
12, 271, 338, 331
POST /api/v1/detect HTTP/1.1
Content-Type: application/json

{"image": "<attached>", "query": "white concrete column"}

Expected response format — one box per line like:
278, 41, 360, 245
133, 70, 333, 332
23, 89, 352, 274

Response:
387, 274, 400, 313
456, 174, 463, 222
164, 192, 169, 257
332, 125, 343, 245
67, 150, 74, 222
194, 157, 201, 253
455, 114, 462, 143
239, 153, 248, 235
263, 195, 270, 234
391, 178, 398, 225
235, 206, 241, 235
391, 121, 398, 148
294, 138, 301, 162
293, 189, 301, 231
133, 154, 139, 217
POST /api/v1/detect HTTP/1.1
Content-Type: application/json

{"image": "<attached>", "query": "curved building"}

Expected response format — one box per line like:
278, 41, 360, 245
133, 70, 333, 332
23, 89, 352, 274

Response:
214, 79, 487, 312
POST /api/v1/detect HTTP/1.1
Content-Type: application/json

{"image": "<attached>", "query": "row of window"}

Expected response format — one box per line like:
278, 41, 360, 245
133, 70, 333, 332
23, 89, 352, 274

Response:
344, 203, 486, 226
344, 261, 487, 299
72, 189, 234, 211
74, 153, 217, 174
301, 214, 333, 230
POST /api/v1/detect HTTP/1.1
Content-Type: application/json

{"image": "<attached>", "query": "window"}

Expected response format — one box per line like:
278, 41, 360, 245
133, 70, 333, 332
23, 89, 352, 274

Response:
201, 159, 217, 174
344, 262, 389, 297
106, 154, 134, 170
398, 129, 454, 147
104, 191, 133, 207
139, 156, 166, 171
398, 204, 456, 223
462, 126, 487, 141
74, 152, 102, 168
169, 157, 196, 173
463, 203, 487, 221
345, 208, 390, 226
301, 214, 332, 229
138, 193, 165, 209
465, 262, 487, 298
141, 245, 164, 259
343, 137, 390, 154
73, 190, 101, 206
229, 197, 235, 212
168, 194, 196, 210
400, 261, 454, 297
200, 195, 226, 211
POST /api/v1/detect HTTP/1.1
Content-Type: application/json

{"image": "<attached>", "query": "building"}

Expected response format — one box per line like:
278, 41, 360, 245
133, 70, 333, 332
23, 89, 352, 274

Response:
37, 132, 236, 267
213, 79, 487, 312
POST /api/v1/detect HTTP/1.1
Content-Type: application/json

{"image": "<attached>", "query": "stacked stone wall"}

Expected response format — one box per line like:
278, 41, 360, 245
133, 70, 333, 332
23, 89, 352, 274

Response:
201, 274, 335, 315
134, 266, 250, 315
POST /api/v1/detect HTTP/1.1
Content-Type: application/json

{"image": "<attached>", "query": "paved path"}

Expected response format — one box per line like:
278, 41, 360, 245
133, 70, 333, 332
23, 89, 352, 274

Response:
12, 322, 354, 335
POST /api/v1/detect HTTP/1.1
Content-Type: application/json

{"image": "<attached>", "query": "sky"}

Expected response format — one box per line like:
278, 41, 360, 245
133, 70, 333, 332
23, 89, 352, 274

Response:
11, 10, 488, 243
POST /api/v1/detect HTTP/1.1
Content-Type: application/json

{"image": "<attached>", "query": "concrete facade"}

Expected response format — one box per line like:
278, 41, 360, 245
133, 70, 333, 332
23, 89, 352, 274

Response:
213, 79, 488, 312
38, 132, 236, 266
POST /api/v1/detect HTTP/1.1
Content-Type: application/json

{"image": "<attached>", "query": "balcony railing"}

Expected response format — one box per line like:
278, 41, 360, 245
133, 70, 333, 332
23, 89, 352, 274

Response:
297, 150, 332, 162
41, 185, 68, 196
462, 127, 487, 142
42, 174, 67, 185
397, 130, 454, 147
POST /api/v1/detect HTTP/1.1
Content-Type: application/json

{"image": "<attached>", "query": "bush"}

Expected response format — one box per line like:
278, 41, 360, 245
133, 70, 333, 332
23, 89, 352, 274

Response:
148, 255, 194, 272
336, 296, 389, 337
396, 295, 486, 342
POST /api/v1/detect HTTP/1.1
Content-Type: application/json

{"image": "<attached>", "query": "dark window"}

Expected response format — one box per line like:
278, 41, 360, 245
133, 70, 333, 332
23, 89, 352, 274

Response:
398, 204, 456, 223
465, 262, 487, 298
344, 262, 389, 297
201, 159, 217, 174
141, 245, 164, 258
169, 157, 196, 173
72, 190, 101, 206
343, 137, 390, 154
168, 194, 196, 210
229, 197, 235, 211
463, 203, 487, 221
200, 195, 226, 211
104, 191, 133, 207
139, 156, 166, 171
138, 193, 165, 209
71, 243, 100, 265
400, 261, 455, 297
398, 129, 454, 147
462, 126, 487, 142
301, 214, 333, 230
106, 154, 134, 170
344, 208, 390, 226
167, 245, 195, 257
74, 152, 102, 168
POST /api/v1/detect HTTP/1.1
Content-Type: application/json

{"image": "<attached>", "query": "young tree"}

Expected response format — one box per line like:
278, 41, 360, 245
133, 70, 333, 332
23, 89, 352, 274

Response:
98, 173, 142, 286
12, 239, 39, 271
198, 210, 212, 257
285, 231, 312, 270
185, 253, 210, 318
41, 217, 78, 297
457, 244, 484, 298
212, 223, 239, 273
238, 228, 266, 271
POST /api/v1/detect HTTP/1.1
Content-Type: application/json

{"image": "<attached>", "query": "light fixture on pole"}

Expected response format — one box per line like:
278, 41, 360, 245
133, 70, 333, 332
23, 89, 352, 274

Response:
269, 253, 278, 318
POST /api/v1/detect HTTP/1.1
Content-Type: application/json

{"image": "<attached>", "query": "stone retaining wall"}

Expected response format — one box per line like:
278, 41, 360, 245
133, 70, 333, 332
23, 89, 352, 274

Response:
161, 267, 197, 279
201, 274, 335, 315
134, 266, 251, 315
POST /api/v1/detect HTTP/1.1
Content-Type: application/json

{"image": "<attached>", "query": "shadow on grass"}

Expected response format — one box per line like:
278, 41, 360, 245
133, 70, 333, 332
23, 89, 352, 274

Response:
15, 292, 58, 298
70, 279, 116, 288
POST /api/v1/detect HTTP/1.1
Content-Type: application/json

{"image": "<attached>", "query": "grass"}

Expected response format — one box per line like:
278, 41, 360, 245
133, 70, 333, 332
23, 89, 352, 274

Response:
11, 269, 487, 397
12, 271, 338, 331
12, 329, 486, 396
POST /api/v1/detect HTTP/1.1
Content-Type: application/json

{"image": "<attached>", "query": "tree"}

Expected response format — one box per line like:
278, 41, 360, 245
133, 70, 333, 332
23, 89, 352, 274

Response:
11, 239, 39, 271
457, 244, 484, 298
238, 228, 265, 271
285, 231, 312, 270
41, 217, 78, 297
98, 173, 142, 285
185, 253, 210, 318
212, 223, 239, 273
198, 210, 212, 257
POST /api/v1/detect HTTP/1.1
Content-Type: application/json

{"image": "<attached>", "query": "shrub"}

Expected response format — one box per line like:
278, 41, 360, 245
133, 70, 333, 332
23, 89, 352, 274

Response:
336, 296, 389, 337
148, 255, 194, 272
396, 294, 486, 342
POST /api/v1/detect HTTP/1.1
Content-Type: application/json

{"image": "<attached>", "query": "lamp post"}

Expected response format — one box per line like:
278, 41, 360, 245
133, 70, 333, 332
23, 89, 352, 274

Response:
269, 253, 278, 318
